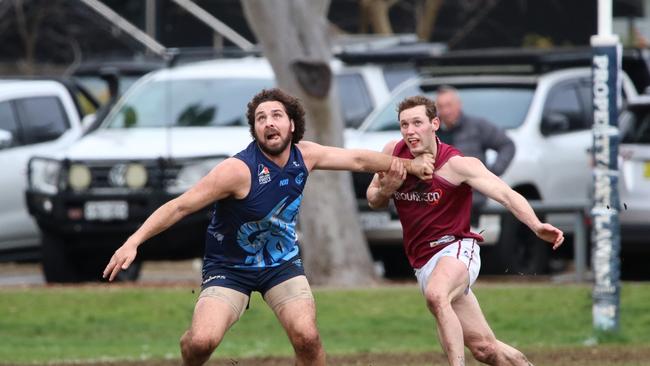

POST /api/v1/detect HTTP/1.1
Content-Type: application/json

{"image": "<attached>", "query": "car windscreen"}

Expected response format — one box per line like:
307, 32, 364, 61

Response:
364, 84, 535, 132
104, 78, 274, 128
74, 76, 141, 105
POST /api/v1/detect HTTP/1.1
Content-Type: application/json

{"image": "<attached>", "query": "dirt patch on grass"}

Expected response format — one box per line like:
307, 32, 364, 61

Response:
36, 345, 650, 366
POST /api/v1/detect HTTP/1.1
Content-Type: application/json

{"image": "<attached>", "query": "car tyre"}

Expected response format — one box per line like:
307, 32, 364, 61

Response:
41, 231, 78, 283
484, 214, 551, 275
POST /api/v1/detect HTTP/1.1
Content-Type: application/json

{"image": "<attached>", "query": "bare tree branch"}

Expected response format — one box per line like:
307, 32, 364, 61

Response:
448, 0, 500, 49
416, 0, 444, 41
359, 0, 396, 35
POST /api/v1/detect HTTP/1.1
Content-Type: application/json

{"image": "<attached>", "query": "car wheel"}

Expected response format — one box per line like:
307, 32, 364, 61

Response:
485, 214, 551, 275
75, 246, 142, 282
369, 245, 412, 279
41, 231, 78, 283
115, 260, 142, 282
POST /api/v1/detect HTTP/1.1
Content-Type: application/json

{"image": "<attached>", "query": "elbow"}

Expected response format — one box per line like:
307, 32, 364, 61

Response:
493, 191, 513, 210
354, 155, 369, 173
367, 200, 381, 210
367, 197, 388, 210
169, 199, 192, 219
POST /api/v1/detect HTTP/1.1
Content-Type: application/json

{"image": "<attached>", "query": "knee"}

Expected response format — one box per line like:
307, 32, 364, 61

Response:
290, 327, 322, 357
180, 330, 221, 357
467, 339, 498, 364
424, 289, 449, 316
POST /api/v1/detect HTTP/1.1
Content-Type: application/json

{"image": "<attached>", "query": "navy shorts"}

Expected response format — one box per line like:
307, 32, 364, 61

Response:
201, 256, 306, 296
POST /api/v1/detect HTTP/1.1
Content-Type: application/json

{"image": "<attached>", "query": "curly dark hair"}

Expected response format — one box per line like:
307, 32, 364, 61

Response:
246, 88, 306, 143
397, 95, 437, 121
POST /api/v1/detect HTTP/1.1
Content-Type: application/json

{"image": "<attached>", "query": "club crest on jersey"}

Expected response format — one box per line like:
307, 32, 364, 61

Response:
258, 164, 271, 184
295, 172, 305, 185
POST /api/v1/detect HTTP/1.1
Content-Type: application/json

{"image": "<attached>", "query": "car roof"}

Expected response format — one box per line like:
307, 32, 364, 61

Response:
419, 74, 539, 87
0, 78, 68, 89
145, 56, 355, 81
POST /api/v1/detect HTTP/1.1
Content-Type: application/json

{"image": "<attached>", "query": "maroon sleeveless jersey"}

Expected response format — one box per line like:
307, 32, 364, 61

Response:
392, 139, 483, 268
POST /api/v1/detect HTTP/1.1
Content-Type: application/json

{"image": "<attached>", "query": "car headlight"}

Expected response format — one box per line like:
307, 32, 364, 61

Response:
107, 163, 148, 189
68, 164, 92, 191
166, 157, 226, 194
125, 163, 148, 189
29, 158, 63, 194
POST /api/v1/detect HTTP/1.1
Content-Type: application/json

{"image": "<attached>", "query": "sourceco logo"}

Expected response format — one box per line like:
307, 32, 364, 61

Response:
393, 188, 442, 205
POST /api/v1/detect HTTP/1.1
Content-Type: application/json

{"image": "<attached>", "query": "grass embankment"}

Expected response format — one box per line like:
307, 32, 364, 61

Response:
1, 282, 649, 364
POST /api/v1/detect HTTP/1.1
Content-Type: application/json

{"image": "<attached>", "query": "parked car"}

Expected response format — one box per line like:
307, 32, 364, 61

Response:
618, 97, 650, 247
71, 58, 165, 105
346, 49, 641, 275
25, 56, 401, 282
0, 79, 97, 261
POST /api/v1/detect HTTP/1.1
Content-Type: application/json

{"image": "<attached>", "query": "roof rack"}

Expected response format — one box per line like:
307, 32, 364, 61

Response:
416, 47, 650, 83
164, 46, 263, 67
334, 34, 447, 64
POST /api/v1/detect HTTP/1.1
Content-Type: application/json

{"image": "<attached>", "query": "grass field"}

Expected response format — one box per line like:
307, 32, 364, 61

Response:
1, 282, 649, 365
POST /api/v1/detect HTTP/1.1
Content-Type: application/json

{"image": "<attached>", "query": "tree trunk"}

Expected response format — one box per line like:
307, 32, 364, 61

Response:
359, 0, 395, 35
416, 0, 444, 41
242, 0, 377, 286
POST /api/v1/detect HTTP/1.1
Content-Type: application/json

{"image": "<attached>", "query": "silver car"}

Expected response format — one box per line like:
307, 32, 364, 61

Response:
618, 97, 650, 246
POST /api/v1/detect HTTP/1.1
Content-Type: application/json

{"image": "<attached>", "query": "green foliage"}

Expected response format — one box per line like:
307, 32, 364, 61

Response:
1, 283, 649, 364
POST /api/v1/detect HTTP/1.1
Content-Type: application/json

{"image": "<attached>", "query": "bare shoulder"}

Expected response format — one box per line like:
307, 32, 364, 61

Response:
211, 157, 250, 184
296, 140, 319, 155
381, 140, 400, 154
219, 156, 249, 171
182, 157, 251, 202
296, 140, 325, 170
446, 155, 485, 177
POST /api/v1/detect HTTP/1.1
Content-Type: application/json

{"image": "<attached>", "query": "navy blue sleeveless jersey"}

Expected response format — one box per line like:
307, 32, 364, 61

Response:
203, 141, 308, 270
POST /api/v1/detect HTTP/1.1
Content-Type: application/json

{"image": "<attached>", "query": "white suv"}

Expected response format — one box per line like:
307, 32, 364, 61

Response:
0, 79, 90, 261
25, 56, 398, 282
347, 66, 638, 274
618, 97, 650, 246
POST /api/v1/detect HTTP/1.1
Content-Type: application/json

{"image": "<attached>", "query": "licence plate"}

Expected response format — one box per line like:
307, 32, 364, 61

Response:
359, 211, 391, 230
644, 161, 650, 179
84, 201, 128, 221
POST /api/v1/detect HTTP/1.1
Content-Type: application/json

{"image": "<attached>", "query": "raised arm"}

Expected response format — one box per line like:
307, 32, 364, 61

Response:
102, 158, 250, 281
446, 156, 564, 249
297, 140, 433, 179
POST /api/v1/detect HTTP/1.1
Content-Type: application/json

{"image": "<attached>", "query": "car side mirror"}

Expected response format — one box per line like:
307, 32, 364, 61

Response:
541, 112, 570, 135
0, 129, 14, 149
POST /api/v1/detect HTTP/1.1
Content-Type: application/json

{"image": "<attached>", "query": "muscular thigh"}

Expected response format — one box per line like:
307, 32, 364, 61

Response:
190, 286, 249, 339
426, 257, 471, 301
264, 276, 316, 333
452, 290, 496, 344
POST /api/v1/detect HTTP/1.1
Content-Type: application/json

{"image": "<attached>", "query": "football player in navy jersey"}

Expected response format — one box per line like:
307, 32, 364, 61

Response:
103, 88, 434, 366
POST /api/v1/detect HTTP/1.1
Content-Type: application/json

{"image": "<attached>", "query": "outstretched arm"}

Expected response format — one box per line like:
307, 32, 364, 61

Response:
102, 158, 250, 281
447, 156, 564, 249
297, 140, 434, 180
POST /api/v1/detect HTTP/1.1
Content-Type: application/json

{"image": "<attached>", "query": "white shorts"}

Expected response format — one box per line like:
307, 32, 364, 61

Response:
414, 238, 481, 294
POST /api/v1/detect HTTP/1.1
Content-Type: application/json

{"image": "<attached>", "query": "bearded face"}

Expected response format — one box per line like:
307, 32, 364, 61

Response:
253, 101, 294, 156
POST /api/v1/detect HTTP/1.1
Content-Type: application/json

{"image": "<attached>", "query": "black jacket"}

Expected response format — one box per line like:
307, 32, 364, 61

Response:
437, 113, 515, 208
437, 112, 515, 176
